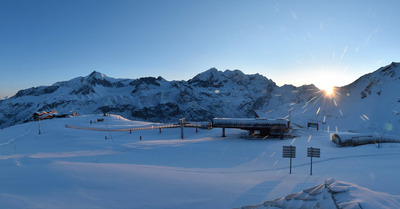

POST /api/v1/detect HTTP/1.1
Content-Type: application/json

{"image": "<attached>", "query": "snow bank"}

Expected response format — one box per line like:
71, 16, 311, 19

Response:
240, 178, 400, 209
331, 132, 400, 147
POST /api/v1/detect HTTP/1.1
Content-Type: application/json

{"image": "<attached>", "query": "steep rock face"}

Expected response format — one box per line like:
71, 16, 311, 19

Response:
15, 86, 60, 97
0, 68, 321, 128
341, 62, 400, 100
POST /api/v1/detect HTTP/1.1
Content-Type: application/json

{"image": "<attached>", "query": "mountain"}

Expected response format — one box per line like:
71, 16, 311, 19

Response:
261, 62, 400, 134
1, 62, 400, 134
0, 69, 319, 128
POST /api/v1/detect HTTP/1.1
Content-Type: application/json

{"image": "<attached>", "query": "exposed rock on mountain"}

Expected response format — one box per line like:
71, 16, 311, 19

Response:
1, 63, 399, 134
0, 69, 318, 128
263, 62, 400, 134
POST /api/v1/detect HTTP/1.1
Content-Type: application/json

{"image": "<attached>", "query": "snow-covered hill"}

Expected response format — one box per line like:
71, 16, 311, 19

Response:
0, 69, 318, 128
1, 62, 400, 136
258, 62, 400, 135
1, 114, 400, 208
241, 178, 400, 209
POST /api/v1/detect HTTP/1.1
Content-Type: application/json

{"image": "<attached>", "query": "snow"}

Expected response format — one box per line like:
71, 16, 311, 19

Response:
213, 118, 288, 126
0, 114, 400, 208
2, 63, 400, 137
241, 178, 400, 209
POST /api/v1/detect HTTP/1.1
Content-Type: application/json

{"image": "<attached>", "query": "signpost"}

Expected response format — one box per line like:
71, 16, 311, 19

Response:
38, 118, 41, 135
282, 145, 296, 174
179, 118, 185, 139
307, 147, 321, 175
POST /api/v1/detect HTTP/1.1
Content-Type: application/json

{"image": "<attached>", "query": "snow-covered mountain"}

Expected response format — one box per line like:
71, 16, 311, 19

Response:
0, 69, 318, 128
1, 62, 400, 134
261, 62, 400, 135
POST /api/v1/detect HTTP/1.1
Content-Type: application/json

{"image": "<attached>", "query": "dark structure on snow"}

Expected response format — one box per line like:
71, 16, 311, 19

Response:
212, 118, 290, 138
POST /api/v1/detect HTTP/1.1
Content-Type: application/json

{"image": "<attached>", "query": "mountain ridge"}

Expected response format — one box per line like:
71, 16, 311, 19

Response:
1, 63, 399, 133
0, 68, 318, 128
267, 62, 400, 134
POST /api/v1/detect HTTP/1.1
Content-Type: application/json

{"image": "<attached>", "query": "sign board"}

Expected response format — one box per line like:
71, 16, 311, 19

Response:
307, 147, 321, 175
282, 146, 296, 158
307, 122, 319, 131
283, 145, 296, 174
307, 147, 320, 158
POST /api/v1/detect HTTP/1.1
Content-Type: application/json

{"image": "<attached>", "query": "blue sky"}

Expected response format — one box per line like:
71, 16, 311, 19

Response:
1, 0, 399, 98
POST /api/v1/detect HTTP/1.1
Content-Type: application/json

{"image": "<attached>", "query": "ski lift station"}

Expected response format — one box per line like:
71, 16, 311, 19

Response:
212, 118, 290, 138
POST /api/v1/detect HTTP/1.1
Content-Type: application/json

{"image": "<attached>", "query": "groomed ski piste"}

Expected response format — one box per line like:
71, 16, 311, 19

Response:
0, 114, 399, 208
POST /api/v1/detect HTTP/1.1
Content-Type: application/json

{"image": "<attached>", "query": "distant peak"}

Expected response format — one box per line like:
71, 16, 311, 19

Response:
224, 69, 244, 74
381, 62, 399, 70
222, 69, 246, 78
377, 62, 400, 77
88, 70, 98, 76
87, 71, 106, 79
191, 68, 221, 81
202, 68, 220, 75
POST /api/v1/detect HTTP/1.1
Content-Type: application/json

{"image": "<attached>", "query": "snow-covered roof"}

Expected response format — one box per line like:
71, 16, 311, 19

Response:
213, 118, 288, 128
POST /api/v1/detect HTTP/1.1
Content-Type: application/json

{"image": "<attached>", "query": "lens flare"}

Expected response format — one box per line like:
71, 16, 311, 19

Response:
323, 86, 335, 96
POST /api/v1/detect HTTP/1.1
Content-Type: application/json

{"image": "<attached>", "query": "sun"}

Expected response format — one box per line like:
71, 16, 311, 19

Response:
316, 80, 336, 97
322, 86, 335, 96
313, 68, 344, 97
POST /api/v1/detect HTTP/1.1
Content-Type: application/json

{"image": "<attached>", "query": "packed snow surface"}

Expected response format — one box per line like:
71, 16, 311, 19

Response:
0, 114, 399, 208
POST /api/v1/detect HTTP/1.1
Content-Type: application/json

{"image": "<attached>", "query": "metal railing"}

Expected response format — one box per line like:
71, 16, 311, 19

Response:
65, 123, 203, 132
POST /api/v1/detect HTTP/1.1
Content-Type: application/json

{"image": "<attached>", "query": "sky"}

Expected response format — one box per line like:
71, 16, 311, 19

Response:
0, 0, 399, 98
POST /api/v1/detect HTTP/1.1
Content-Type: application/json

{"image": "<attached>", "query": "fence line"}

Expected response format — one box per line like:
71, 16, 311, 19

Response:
65, 123, 203, 132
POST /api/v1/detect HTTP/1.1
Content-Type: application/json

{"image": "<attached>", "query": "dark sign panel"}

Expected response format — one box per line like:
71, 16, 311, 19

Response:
307, 147, 320, 158
283, 146, 296, 158
307, 147, 321, 175
283, 145, 296, 174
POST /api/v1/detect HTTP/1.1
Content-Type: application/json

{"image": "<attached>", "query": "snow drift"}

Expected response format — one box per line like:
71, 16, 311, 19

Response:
240, 178, 400, 209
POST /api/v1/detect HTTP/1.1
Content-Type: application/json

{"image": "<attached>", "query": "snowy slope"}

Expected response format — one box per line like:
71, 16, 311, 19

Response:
241, 178, 400, 209
0, 69, 318, 128
258, 62, 400, 135
1, 114, 400, 208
